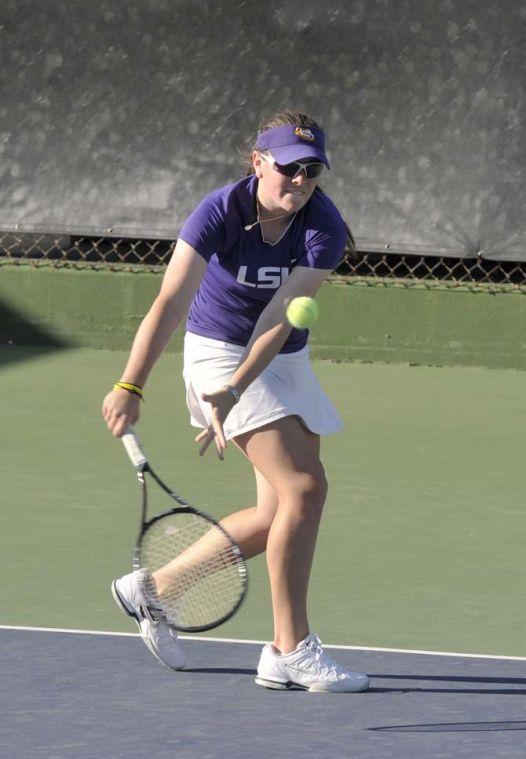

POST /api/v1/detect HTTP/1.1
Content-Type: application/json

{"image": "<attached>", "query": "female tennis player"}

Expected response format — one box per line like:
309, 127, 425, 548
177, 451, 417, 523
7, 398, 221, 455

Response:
102, 111, 370, 693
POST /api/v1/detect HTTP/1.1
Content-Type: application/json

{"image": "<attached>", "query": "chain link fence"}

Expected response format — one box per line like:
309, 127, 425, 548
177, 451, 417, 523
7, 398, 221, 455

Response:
1, 230, 525, 290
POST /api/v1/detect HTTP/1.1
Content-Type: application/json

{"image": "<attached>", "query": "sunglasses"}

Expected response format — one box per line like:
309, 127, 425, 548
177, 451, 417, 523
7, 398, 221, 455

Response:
260, 152, 325, 179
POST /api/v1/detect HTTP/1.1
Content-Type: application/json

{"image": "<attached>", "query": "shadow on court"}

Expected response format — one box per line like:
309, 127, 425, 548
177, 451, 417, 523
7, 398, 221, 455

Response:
370, 720, 526, 734
0, 300, 72, 368
2, 629, 526, 759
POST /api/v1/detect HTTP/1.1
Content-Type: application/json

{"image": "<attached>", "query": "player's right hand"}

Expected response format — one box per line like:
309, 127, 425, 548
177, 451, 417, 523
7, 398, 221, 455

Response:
102, 389, 141, 437
195, 386, 237, 460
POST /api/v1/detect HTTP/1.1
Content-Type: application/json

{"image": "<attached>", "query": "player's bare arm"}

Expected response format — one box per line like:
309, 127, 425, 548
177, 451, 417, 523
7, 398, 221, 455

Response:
102, 240, 206, 436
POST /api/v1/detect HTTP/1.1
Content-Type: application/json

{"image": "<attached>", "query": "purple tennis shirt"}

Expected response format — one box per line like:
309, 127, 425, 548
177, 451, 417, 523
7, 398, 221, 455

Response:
179, 175, 347, 353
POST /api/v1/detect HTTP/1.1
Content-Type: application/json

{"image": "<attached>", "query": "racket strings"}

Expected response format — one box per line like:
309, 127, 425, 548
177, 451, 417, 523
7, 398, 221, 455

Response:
140, 513, 244, 629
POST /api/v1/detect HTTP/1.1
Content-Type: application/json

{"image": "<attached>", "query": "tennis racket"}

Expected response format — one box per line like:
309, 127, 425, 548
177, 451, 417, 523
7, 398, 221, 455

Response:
120, 426, 248, 633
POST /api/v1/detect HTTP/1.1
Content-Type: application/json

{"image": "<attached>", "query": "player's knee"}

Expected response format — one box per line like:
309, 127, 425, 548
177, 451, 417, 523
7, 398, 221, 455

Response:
283, 470, 328, 518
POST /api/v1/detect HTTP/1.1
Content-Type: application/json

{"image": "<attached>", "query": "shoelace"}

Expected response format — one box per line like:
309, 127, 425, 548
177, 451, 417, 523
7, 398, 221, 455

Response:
305, 635, 344, 678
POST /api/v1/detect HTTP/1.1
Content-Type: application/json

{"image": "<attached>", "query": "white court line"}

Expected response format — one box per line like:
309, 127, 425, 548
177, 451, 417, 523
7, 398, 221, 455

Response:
0, 624, 139, 638
1, 624, 526, 662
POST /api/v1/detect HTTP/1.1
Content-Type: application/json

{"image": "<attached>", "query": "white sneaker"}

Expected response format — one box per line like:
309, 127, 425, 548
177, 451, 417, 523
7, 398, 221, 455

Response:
111, 569, 185, 671
255, 633, 369, 693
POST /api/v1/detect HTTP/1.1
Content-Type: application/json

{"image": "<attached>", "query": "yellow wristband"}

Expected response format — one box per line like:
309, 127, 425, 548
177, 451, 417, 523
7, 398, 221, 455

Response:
114, 382, 144, 399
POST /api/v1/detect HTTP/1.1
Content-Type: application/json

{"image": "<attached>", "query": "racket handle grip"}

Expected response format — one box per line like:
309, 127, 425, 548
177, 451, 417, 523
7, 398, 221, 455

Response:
121, 425, 148, 470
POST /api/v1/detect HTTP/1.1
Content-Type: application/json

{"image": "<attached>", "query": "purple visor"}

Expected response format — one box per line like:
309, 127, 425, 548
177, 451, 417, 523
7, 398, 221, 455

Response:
255, 125, 330, 169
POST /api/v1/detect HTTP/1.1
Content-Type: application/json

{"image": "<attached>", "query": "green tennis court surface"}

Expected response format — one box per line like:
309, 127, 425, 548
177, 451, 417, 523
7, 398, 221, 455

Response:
1, 346, 525, 656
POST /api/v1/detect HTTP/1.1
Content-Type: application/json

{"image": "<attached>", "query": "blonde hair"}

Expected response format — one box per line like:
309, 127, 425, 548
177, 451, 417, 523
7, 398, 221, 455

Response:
242, 110, 356, 259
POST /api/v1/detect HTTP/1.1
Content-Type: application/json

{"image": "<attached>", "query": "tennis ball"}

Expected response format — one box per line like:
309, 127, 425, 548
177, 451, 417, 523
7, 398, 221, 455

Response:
286, 296, 319, 329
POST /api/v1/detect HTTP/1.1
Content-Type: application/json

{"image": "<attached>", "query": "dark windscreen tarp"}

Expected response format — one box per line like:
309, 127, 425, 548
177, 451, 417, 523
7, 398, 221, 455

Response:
1, 0, 524, 259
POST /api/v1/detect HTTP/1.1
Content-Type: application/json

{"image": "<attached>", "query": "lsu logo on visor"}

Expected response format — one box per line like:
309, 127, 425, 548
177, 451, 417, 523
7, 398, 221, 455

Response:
294, 127, 315, 141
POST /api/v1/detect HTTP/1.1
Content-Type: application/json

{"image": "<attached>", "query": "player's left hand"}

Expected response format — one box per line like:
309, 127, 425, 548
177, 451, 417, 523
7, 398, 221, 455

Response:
195, 387, 237, 460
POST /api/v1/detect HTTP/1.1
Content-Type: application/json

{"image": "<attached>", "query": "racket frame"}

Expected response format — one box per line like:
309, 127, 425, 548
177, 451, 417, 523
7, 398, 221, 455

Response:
123, 429, 248, 633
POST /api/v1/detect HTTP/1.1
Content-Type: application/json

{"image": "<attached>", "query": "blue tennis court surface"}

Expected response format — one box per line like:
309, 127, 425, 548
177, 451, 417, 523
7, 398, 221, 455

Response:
2, 627, 526, 758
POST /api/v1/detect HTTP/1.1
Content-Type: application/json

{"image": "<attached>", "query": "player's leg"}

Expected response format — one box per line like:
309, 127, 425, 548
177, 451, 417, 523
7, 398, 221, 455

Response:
151, 467, 277, 592
233, 415, 326, 654
233, 415, 369, 692
218, 467, 279, 559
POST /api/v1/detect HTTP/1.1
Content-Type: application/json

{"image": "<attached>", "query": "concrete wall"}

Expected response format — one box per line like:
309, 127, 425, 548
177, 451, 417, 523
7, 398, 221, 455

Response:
1, 266, 524, 370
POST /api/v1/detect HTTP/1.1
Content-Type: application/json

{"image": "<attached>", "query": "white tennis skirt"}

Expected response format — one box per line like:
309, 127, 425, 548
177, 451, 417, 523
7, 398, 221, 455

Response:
183, 331, 343, 440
